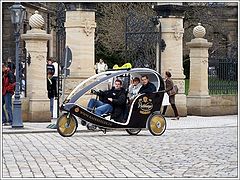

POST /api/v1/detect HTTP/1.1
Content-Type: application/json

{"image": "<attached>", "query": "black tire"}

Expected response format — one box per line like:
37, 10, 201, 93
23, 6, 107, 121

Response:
147, 112, 166, 136
57, 113, 78, 137
126, 129, 141, 135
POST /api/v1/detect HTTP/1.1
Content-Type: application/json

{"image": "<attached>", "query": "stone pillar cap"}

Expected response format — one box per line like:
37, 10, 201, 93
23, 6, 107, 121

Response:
29, 11, 45, 29
193, 23, 206, 38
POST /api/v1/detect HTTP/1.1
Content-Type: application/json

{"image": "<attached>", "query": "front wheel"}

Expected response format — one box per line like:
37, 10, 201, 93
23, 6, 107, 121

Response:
147, 113, 166, 136
57, 113, 78, 137
126, 128, 141, 135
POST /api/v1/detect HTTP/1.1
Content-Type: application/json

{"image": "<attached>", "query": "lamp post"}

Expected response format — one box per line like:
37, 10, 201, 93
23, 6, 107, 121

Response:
9, 2, 26, 128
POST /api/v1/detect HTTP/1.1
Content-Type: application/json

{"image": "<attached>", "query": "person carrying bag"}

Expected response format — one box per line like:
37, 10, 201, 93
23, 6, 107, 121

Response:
169, 84, 178, 96
162, 71, 180, 120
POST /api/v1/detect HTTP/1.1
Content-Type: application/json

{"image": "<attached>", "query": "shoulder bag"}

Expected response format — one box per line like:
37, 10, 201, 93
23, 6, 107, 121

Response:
169, 85, 178, 96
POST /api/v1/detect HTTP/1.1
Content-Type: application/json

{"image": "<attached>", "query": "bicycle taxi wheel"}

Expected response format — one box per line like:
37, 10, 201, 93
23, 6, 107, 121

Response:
57, 113, 78, 137
147, 112, 166, 136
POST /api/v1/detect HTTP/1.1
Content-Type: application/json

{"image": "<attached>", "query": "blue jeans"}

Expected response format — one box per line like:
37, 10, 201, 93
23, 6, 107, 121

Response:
2, 92, 13, 124
87, 99, 113, 116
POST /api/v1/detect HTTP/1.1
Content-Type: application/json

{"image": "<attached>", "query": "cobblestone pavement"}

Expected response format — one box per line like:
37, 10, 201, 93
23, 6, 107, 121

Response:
1, 116, 239, 179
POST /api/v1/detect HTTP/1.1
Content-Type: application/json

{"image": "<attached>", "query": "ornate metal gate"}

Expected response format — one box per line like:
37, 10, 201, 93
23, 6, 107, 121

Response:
56, 2, 66, 116
208, 41, 238, 94
125, 12, 164, 71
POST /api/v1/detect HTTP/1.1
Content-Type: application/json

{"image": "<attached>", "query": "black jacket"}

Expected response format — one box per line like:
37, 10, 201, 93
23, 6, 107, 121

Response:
47, 64, 55, 75
47, 77, 57, 99
99, 87, 126, 122
138, 82, 156, 94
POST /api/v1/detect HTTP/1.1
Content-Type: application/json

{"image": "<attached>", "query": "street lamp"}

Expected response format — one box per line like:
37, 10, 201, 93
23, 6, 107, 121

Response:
9, 2, 26, 128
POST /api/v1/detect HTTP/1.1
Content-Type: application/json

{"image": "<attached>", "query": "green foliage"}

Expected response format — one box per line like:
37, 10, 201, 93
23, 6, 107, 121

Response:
185, 79, 189, 95
95, 42, 126, 68
183, 55, 190, 79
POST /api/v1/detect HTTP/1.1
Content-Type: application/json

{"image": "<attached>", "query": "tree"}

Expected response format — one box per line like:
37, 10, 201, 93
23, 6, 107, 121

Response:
95, 2, 156, 68
183, 2, 238, 79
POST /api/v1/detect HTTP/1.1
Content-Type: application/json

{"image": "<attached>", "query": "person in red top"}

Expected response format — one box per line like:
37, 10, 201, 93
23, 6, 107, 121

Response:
2, 63, 16, 126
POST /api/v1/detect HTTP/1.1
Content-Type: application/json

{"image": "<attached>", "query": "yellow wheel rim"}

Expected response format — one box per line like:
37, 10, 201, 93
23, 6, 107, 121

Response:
150, 115, 166, 135
58, 115, 76, 136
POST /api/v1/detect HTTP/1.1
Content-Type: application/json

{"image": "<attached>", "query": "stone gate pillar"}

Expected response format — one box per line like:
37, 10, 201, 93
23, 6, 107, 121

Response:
64, 3, 96, 94
154, 3, 187, 116
21, 11, 51, 121
186, 23, 212, 115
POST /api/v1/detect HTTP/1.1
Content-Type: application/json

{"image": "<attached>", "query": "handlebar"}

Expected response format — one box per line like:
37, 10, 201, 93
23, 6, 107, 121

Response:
91, 89, 103, 95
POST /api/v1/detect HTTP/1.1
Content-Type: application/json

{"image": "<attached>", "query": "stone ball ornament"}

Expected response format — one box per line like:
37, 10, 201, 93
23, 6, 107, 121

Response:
193, 23, 206, 38
29, 11, 44, 29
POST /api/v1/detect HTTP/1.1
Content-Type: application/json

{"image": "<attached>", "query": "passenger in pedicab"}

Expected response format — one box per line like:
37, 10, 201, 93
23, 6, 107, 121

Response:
87, 79, 127, 122
124, 75, 157, 120
128, 77, 142, 102
138, 75, 156, 94
128, 77, 142, 104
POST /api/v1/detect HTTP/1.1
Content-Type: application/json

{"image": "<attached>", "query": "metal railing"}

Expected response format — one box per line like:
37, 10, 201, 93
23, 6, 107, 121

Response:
208, 59, 238, 94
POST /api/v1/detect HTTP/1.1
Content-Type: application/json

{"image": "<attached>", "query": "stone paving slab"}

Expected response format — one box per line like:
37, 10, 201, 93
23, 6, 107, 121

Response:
2, 124, 238, 178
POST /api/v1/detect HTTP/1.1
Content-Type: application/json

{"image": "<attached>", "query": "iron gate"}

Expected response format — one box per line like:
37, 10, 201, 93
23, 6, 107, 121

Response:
125, 12, 163, 72
208, 42, 238, 94
56, 2, 66, 116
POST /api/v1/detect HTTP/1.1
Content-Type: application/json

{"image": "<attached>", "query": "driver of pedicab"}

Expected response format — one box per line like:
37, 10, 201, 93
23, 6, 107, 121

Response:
87, 79, 127, 122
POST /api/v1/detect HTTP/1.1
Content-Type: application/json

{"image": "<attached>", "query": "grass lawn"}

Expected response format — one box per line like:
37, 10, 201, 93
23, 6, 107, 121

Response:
184, 78, 237, 95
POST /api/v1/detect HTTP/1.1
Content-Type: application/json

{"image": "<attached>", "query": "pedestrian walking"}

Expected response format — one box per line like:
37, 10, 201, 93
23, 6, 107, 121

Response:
162, 71, 179, 120
2, 63, 16, 126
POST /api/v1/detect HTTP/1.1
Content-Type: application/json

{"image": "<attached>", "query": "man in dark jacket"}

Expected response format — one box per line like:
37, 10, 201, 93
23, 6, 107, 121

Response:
7, 57, 16, 74
138, 75, 156, 94
47, 71, 57, 118
87, 79, 126, 122
46, 59, 55, 75
2, 63, 16, 125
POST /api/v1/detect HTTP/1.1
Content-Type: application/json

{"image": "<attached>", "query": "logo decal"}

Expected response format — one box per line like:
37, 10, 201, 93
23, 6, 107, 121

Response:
138, 96, 153, 114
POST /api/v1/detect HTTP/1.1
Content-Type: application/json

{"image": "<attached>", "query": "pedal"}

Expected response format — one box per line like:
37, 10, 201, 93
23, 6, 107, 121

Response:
87, 123, 97, 131
81, 120, 87, 126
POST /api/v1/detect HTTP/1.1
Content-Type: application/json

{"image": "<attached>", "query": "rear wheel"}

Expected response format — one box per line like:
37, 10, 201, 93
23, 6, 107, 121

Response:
57, 113, 78, 137
147, 113, 166, 136
126, 128, 141, 135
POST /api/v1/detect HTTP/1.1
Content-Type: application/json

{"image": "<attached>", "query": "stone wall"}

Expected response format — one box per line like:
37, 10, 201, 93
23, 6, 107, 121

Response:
187, 95, 238, 116
21, 94, 237, 122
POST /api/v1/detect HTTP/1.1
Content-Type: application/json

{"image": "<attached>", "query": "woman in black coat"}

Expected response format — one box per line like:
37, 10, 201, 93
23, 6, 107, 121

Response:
162, 71, 179, 120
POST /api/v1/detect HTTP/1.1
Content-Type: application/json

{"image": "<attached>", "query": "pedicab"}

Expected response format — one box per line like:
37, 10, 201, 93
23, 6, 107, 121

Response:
56, 68, 167, 137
